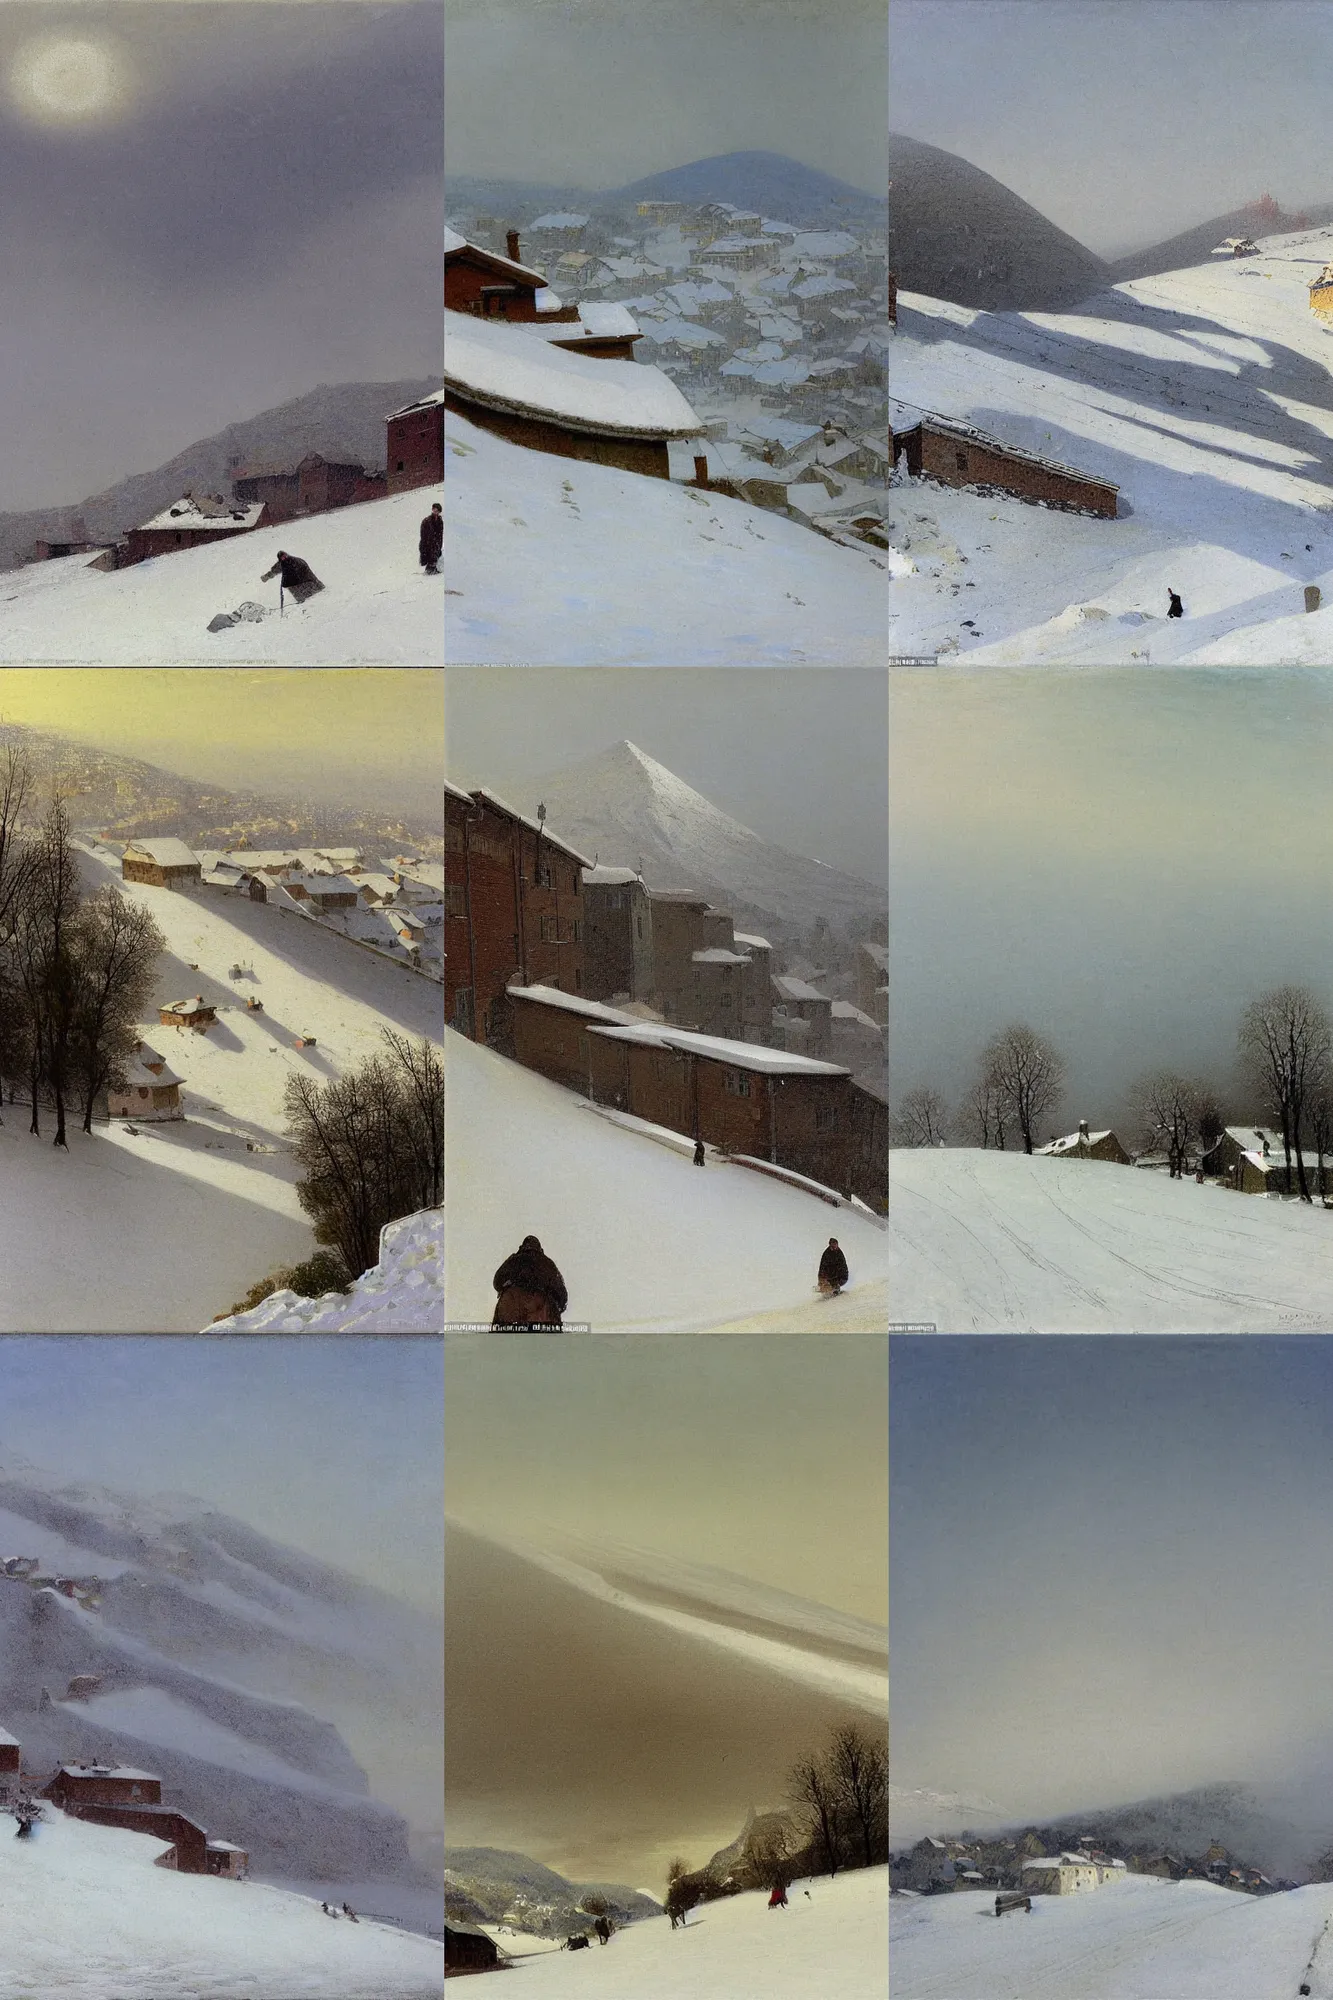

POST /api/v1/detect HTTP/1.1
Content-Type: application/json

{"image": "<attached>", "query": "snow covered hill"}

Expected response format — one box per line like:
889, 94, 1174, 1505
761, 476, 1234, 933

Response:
496, 1867, 887, 1999
446, 1033, 890, 1333
891, 225, 1333, 664
208, 1208, 442, 1332
531, 739, 886, 934
1, 844, 443, 1332
0, 1808, 443, 2000
890, 1148, 1333, 1333
892, 1874, 1333, 2000
444, 410, 887, 666
0, 485, 442, 663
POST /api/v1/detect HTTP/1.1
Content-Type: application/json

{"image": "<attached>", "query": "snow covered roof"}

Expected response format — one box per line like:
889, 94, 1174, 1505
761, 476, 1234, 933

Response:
693, 947, 751, 965
582, 864, 641, 885
469, 787, 595, 866
444, 231, 549, 287
124, 838, 199, 868
529, 212, 589, 230
537, 302, 641, 341
444, 226, 466, 253
832, 1001, 881, 1030
733, 932, 772, 950
793, 274, 858, 299
774, 974, 830, 1002
792, 230, 860, 258
445, 778, 474, 805
907, 403, 1119, 493
587, 1020, 849, 1076
161, 995, 211, 1016
387, 387, 445, 421
444, 316, 702, 439
137, 498, 264, 534
58, 1764, 159, 1781
0, 1726, 17, 1746
506, 982, 639, 1025
1217, 1126, 1285, 1152
1037, 1129, 1114, 1155
116, 1051, 183, 1091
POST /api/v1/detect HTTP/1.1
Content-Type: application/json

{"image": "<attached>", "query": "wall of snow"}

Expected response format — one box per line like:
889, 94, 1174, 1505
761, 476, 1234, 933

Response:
207, 1208, 442, 1332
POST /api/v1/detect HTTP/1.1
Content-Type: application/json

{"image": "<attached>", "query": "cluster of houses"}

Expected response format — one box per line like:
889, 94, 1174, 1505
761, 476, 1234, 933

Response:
1029, 1118, 1333, 1196
894, 1830, 1284, 1899
445, 780, 887, 1212
28, 392, 444, 570
16, 1744, 249, 1878
445, 203, 889, 546
114, 835, 443, 980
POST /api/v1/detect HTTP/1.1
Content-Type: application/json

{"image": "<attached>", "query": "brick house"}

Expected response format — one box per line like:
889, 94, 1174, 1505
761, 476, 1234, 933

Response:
772, 973, 833, 1056
0, 1725, 19, 1808
1036, 1121, 1131, 1165
386, 389, 444, 493
894, 404, 1118, 518
108, 1040, 184, 1122
507, 984, 640, 1093
580, 865, 654, 1003
121, 838, 202, 889
1200, 1124, 1333, 1194
691, 947, 756, 1040
445, 784, 591, 1045
46, 1764, 162, 1808
158, 996, 216, 1033
123, 495, 267, 566
232, 454, 385, 521
445, 226, 579, 323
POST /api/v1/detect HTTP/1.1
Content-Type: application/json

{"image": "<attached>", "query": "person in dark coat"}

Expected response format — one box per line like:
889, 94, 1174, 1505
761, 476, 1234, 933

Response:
593, 1914, 613, 1944
419, 502, 443, 574
261, 551, 325, 607
493, 1235, 568, 1328
693, 1136, 706, 1166
818, 1237, 849, 1295
1167, 588, 1184, 618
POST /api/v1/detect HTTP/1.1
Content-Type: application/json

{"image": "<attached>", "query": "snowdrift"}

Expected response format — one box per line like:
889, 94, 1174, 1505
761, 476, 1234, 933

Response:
446, 1032, 890, 1333
890, 1148, 1333, 1332
0, 1808, 443, 1999
208, 1207, 442, 1332
0, 485, 443, 663
444, 411, 887, 666
892, 1873, 1333, 2000
498, 1867, 887, 1999
891, 225, 1333, 666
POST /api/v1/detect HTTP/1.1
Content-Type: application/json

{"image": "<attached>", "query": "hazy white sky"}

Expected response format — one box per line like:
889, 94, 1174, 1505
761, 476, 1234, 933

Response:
446, 0, 887, 194
0, 1336, 443, 1616
893, 1336, 1333, 1820
894, 1, 1333, 257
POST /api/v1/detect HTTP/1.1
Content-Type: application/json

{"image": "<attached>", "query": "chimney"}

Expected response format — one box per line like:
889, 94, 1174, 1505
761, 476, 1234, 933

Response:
506, 228, 521, 263
1078, 1119, 1089, 1141
693, 453, 708, 484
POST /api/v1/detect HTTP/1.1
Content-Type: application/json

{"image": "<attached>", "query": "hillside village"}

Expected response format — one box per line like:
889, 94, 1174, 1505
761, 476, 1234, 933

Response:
446, 195, 890, 553
893, 1827, 1292, 1902
446, 777, 887, 1218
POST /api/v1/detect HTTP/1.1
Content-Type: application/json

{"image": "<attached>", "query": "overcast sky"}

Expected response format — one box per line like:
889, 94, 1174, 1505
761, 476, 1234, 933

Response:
0, 667, 443, 822
891, 666, 1333, 1130
0, 1336, 442, 1616
894, 1, 1333, 258
892, 1336, 1333, 1822
446, 667, 888, 888
0, 1, 440, 511
445, 0, 886, 195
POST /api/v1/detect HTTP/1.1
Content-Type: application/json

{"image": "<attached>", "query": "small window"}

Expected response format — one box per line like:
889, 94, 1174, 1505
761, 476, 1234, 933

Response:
636, 916, 643, 939
575, 968, 582, 990
535, 863, 553, 889
540, 914, 558, 942
720, 993, 732, 1009
572, 920, 581, 942
724, 1069, 752, 1098
816, 1104, 838, 1132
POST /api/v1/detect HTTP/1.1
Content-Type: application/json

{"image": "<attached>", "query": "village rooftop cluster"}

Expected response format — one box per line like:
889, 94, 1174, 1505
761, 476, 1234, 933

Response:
893, 1828, 1290, 1906
445, 200, 890, 552
446, 779, 887, 1214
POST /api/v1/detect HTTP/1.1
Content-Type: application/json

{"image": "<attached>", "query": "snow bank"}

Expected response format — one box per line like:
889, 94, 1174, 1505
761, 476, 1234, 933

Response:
444, 315, 701, 436
445, 411, 888, 666
505, 1867, 887, 1999
208, 1209, 442, 1332
0, 486, 442, 663
0, 1808, 443, 1999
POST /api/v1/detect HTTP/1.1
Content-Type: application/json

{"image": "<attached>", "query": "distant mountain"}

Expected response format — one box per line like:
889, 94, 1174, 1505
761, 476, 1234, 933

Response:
442, 1845, 661, 1939
1038, 1782, 1322, 1881
0, 379, 437, 575
889, 132, 1109, 310
448, 150, 886, 231
0, 724, 443, 861
1110, 196, 1326, 280
523, 739, 886, 941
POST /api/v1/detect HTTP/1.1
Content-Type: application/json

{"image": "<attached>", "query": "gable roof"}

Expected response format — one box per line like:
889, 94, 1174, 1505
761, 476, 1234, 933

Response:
444, 315, 701, 440
124, 838, 200, 869
444, 230, 549, 288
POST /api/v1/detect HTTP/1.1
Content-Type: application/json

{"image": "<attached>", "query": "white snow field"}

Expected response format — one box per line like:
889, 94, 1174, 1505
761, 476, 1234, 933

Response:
208, 1207, 442, 1331
444, 411, 888, 666
446, 1033, 890, 1333
891, 1874, 1333, 2000
0, 485, 443, 664
1, 844, 443, 1332
890, 1148, 1333, 1333
0, 1808, 443, 2000
891, 227, 1333, 664
495, 1867, 887, 1999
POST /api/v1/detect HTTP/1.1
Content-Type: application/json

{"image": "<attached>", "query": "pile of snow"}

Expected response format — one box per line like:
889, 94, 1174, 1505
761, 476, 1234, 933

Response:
500, 1867, 886, 1999
0, 485, 442, 663
208, 1208, 442, 1332
446, 1033, 889, 1333
444, 315, 701, 435
890, 1147, 1333, 1332
0, 1807, 442, 1999
445, 410, 887, 666
890, 227, 1333, 664
892, 1872, 1333, 2000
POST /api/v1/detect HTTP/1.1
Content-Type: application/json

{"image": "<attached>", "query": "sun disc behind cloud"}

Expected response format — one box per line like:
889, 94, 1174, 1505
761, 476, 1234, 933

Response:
8, 35, 130, 127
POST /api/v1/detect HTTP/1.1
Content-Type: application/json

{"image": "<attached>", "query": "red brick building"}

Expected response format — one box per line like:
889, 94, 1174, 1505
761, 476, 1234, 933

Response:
891, 403, 1118, 518
508, 984, 640, 1093
386, 390, 444, 494
123, 496, 268, 566
446, 784, 591, 1045
57, 1800, 246, 1875
232, 454, 385, 521
445, 227, 579, 323
46, 1763, 162, 1808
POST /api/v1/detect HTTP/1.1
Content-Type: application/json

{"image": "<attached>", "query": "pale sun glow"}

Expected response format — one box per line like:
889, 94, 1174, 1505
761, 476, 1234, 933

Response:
8, 35, 129, 126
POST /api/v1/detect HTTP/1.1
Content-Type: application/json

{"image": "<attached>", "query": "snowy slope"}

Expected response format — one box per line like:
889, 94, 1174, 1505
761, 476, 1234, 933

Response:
890, 1148, 1333, 1333
0, 486, 442, 664
530, 739, 886, 932
446, 1033, 890, 1333
891, 1874, 1333, 2000
0, 1808, 443, 2000
207, 1208, 442, 1332
890, 227, 1333, 664
496, 1868, 887, 1999
445, 411, 887, 666
0, 845, 443, 1333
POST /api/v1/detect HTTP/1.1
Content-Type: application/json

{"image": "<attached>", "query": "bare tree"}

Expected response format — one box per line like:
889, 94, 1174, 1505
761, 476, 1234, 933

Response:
70, 887, 165, 1134
789, 1750, 844, 1878
893, 1084, 949, 1148
957, 1066, 1007, 1150
379, 1027, 444, 1207
1130, 1070, 1217, 1179
981, 1023, 1066, 1154
827, 1722, 889, 1870
1239, 985, 1332, 1203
